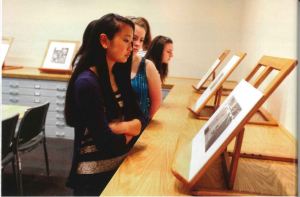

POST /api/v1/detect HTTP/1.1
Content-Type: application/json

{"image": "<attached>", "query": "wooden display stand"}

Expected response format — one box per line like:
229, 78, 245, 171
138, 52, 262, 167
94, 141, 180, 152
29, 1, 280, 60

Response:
188, 52, 246, 118
192, 49, 230, 94
191, 90, 279, 126
172, 56, 297, 195
1, 36, 17, 69
189, 56, 280, 126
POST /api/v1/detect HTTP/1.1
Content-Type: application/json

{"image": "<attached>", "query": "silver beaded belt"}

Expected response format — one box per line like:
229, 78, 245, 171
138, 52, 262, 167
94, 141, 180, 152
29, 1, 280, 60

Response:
76, 153, 127, 174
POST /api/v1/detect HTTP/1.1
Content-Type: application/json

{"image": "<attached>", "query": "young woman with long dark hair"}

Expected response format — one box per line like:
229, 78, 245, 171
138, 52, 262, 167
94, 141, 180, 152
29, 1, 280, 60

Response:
64, 13, 146, 196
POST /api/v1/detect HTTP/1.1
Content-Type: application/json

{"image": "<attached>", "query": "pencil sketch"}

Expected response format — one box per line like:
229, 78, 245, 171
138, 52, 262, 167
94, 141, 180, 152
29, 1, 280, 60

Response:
204, 96, 241, 151
51, 47, 69, 64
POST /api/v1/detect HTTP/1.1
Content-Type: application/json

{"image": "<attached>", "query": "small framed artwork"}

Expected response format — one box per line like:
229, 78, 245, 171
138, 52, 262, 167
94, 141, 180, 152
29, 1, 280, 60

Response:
1, 37, 14, 67
39, 40, 80, 74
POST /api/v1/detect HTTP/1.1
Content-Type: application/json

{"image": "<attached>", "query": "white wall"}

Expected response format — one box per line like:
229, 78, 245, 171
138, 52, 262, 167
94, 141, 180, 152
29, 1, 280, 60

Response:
2, 0, 242, 76
239, 0, 298, 136
2, 0, 298, 135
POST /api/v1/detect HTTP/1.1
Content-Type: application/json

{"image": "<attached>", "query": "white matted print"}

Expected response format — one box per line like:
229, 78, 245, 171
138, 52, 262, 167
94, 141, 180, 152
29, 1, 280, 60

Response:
0, 43, 10, 66
195, 58, 221, 89
188, 79, 263, 181
1, 37, 13, 66
192, 55, 241, 112
42, 41, 78, 71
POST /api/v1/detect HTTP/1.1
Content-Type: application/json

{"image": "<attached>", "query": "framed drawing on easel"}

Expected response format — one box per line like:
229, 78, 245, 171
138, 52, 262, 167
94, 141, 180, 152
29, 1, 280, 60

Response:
192, 49, 230, 92
39, 40, 79, 74
173, 80, 263, 190
1, 37, 14, 67
172, 55, 297, 195
188, 52, 246, 118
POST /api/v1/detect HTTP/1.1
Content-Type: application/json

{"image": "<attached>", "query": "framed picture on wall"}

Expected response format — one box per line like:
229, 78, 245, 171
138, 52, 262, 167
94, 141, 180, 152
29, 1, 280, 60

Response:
1, 37, 14, 67
39, 40, 80, 74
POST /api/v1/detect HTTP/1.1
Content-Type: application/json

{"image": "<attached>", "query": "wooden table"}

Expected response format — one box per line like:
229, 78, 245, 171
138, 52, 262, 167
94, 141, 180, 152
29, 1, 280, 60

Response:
2, 104, 29, 120
101, 77, 297, 196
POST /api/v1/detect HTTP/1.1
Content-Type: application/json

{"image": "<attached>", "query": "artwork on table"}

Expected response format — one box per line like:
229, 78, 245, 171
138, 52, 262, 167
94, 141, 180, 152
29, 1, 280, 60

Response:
188, 79, 262, 180
172, 56, 297, 193
193, 50, 230, 90
204, 96, 241, 151
191, 54, 244, 113
195, 58, 220, 89
1, 37, 14, 66
40, 40, 79, 73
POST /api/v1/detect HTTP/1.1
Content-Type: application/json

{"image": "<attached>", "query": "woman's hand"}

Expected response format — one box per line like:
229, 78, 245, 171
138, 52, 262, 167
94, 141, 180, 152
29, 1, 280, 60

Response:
109, 119, 141, 136
108, 121, 127, 135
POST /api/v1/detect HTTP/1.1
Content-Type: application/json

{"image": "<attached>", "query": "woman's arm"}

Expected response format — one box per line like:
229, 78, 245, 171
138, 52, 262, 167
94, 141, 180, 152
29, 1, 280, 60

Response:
109, 119, 142, 136
75, 77, 132, 152
145, 60, 162, 118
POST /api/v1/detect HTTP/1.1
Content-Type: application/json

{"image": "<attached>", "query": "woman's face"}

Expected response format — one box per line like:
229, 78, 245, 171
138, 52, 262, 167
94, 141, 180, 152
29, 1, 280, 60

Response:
132, 25, 146, 55
162, 43, 173, 64
106, 24, 133, 63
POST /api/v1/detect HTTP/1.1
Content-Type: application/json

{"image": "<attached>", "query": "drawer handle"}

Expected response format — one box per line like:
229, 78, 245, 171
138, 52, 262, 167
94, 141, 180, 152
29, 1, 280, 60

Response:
10, 84, 19, 88
34, 84, 41, 89
55, 132, 65, 137
56, 94, 65, 99
34, 98, 41, 103
56, 108, 64, 113
56, 101, 64, 106
57, 87, 66, 91
56, 122, 65, 127
9, 98, 19, 103
34, 92, 41, 96
56, 114, 64, 119
9, 90, 19, 95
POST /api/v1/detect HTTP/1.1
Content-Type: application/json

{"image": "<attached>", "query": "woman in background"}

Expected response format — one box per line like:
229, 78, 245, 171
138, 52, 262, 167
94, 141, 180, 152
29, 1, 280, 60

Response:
64, 13, 146, 196
145, 35, 173, 83
130, 16, 162, 121
128, 16, 152, 56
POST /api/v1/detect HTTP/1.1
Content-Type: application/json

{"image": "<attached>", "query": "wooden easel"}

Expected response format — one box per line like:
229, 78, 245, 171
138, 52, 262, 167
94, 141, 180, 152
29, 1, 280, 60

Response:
172, 55, 297, 195
1, 37, 21, 70
192, 90, 278, 126
192, 49, 230, 92
192, 128, 245, 196
188, 52, 246, 118
190, 56, 280, 126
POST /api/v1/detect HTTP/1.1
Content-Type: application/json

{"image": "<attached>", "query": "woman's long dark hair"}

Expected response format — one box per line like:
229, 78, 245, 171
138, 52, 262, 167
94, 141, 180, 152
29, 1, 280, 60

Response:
145, 35, 173, 83
64, 13, 135, 126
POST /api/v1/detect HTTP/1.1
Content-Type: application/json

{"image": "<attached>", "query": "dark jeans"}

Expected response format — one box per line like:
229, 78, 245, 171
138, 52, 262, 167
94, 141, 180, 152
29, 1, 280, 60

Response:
71, 170, 117, 196
73, 185, 104, 196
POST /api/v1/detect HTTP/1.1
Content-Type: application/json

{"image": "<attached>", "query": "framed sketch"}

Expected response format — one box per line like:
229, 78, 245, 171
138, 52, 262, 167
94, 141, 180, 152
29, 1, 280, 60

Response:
193, 50, 230, 90
39, 40, 79, 74
172, 79, 263, 186
1, 37, 14, 67
189, 52, 246, 115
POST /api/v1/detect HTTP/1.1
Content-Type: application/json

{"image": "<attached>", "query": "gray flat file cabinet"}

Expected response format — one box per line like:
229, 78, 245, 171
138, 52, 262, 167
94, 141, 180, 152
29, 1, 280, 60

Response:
2, 77, 74, 139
